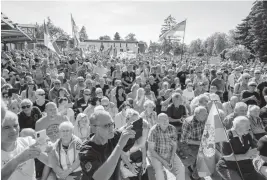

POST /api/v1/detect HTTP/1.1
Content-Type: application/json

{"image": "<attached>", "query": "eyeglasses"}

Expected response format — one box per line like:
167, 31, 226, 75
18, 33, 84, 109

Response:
84, 94, 91, 96
79, 81, 84, 83
96, 92, 103, 94
244, 78, 250, 80
55, 83, 60, 85
249, 85, 257, 87
38, 94, 45, 96
92, 122, 115, 129
21, 105, 31, 109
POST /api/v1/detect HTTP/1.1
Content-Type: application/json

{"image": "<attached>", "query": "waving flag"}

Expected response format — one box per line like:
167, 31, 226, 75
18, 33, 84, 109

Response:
71, 14, 80, 48
196, 103, 228, 177
44, 21, 57, 53
159, 20, 186, 41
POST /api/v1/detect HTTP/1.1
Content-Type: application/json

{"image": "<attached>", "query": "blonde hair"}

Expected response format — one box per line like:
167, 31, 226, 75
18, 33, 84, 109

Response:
135, 88, 145, 102
74, 113, 90, 139
143, 99, 155, 109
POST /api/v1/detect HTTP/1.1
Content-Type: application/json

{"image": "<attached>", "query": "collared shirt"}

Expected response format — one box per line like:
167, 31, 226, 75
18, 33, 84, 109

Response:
181, 116, 205, 143
148, 124, 177, 156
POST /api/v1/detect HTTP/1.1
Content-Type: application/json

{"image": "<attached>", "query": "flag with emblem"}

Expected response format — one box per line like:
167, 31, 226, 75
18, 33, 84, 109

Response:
71, 14, 80, 48
196, 103, 228, 177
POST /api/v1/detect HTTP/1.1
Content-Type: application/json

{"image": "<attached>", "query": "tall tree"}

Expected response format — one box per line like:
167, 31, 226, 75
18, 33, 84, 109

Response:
125, 33, 137, 41
79, 26, 88, 41
213, 32, 229, 55
35, 17, 69, 40
99, 35, 111, 40
114, 32, 121, 40
160, 15, 177, 36
189, 39, 203, 54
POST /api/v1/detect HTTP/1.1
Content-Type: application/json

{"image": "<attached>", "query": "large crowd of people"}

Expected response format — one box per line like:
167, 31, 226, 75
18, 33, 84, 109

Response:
1, 48, 267, 180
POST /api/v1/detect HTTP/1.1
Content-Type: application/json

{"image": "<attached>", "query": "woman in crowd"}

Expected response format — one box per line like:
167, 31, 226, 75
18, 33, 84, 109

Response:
73, 113, 90, 142
112, 63, 122, 85
21, 80, 37, 102
50, 121, 83, 180
9, 99, 20, 114
223, 96, 239, 116
115, 85, 127, 109
247, 105, 266, 140
18, 98, 42, 130
216, 116, 259, 180
134, 88, 146, 113
140, 99, 158, 127
56, 87, 71, 105
127, 83, 139, 100
144, 83, 156, 102
159, 81, 169, 96
120, 109, 150, 180
74, 76, 86, 100
74, 89, 92, 113
234, 73, 250, 99
183, 82, 195, 104
33, 89, 50, 113
58, 97, 75, 124
114, 101, 132, 129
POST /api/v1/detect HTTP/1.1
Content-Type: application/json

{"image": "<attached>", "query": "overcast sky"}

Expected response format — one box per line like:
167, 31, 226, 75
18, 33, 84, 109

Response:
2, 1, 253, 44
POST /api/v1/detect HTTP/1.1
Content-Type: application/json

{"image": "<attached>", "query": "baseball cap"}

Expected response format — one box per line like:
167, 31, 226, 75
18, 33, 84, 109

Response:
248, 81, 257, 86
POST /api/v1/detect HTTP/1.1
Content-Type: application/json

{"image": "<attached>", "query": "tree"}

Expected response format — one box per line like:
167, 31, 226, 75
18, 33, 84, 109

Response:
148, 41, 161, 53
125, 33, 137, 41
99, 35, 111, 40
189, 39, 203, 54
114, 32, 121, 40
35, 17, 69, 40
160, 15, 177, 36
213, 32, 229, 55
79, 26, 88, 41
228, 29, 239, 47
225, 45, 251, 63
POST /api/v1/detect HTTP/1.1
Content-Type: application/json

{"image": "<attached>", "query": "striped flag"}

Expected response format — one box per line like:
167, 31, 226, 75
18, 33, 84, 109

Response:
196, 103, 228, 177
159, 20, 186, 41
71, 14, 80, 48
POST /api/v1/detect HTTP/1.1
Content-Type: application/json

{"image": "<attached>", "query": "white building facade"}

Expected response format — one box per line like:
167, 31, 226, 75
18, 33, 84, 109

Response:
79, 39, 139, 53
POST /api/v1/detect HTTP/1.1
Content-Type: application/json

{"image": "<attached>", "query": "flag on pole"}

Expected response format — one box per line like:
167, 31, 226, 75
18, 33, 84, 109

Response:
196, 103, 228, 177
159, 20, 186, 41
71, 14, 80, 48
44, 21, 57, 52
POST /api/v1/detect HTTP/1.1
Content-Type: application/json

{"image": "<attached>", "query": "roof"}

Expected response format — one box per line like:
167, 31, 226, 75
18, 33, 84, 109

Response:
1, 12, 36, 43
84, 39, 139, 43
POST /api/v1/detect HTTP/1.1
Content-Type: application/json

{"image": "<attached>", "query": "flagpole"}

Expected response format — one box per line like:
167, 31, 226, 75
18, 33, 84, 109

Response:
180, 19, 187, 62
209, 99, 245, 180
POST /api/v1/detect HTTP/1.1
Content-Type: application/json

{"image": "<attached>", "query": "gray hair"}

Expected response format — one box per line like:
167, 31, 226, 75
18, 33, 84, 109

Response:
232, 116, 250, 129
194, 106, 207, 115
20, 99, 33, 106
59, 121, 74, 130
143, 99, 155, 108
234, 102, 247, 112
2, 110, 18, 127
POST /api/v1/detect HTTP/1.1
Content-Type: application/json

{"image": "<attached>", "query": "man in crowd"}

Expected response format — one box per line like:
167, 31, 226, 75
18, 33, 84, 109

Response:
180, 106, 208, 180
148, 113, 186, 180
79, 110, 136, 180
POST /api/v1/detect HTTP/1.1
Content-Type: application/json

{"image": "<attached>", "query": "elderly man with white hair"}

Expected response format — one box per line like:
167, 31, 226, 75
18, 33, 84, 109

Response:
180, 106, 208, 180
148, 113, 187, 180
223, 96, 239, 116
33, 89, 49, 113
223, 102, 248, 130
216, 116, 259, 180
49, 121, 83, 179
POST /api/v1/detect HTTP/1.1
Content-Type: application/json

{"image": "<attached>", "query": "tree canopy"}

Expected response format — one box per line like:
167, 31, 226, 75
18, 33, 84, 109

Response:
125, 33, 137, 41
114, 32, 121, 40
99, 35, 111, 40
160, 15, 177, 37
79, 26, 88, 41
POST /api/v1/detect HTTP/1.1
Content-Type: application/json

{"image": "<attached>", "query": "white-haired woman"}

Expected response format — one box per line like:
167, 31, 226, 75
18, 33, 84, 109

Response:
50, 121, 83, 180
73, 113, 90, 142
140, 100, 158, 127
216, 116, 258, 180
247, 105, 266, 140
234, 73, 250, 99
120, 109, 150, 180
134, 88, 146, 113
33, 89, 49, 113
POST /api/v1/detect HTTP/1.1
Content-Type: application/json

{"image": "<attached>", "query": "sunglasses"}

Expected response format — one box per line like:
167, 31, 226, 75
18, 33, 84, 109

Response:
55, 83, 60, 85
84, 93, 91, 96
92, 122, 115, 129
79, 81, 84, 83
38, 94, 45, 96
244, 78, 250, 80
249, 85, 257, 87
102, 104, 109, 107
3, 95, 9, 98
21, 105, 31, 109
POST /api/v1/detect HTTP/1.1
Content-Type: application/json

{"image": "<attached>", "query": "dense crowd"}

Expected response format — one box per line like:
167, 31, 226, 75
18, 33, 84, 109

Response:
1, 48, 267, 180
